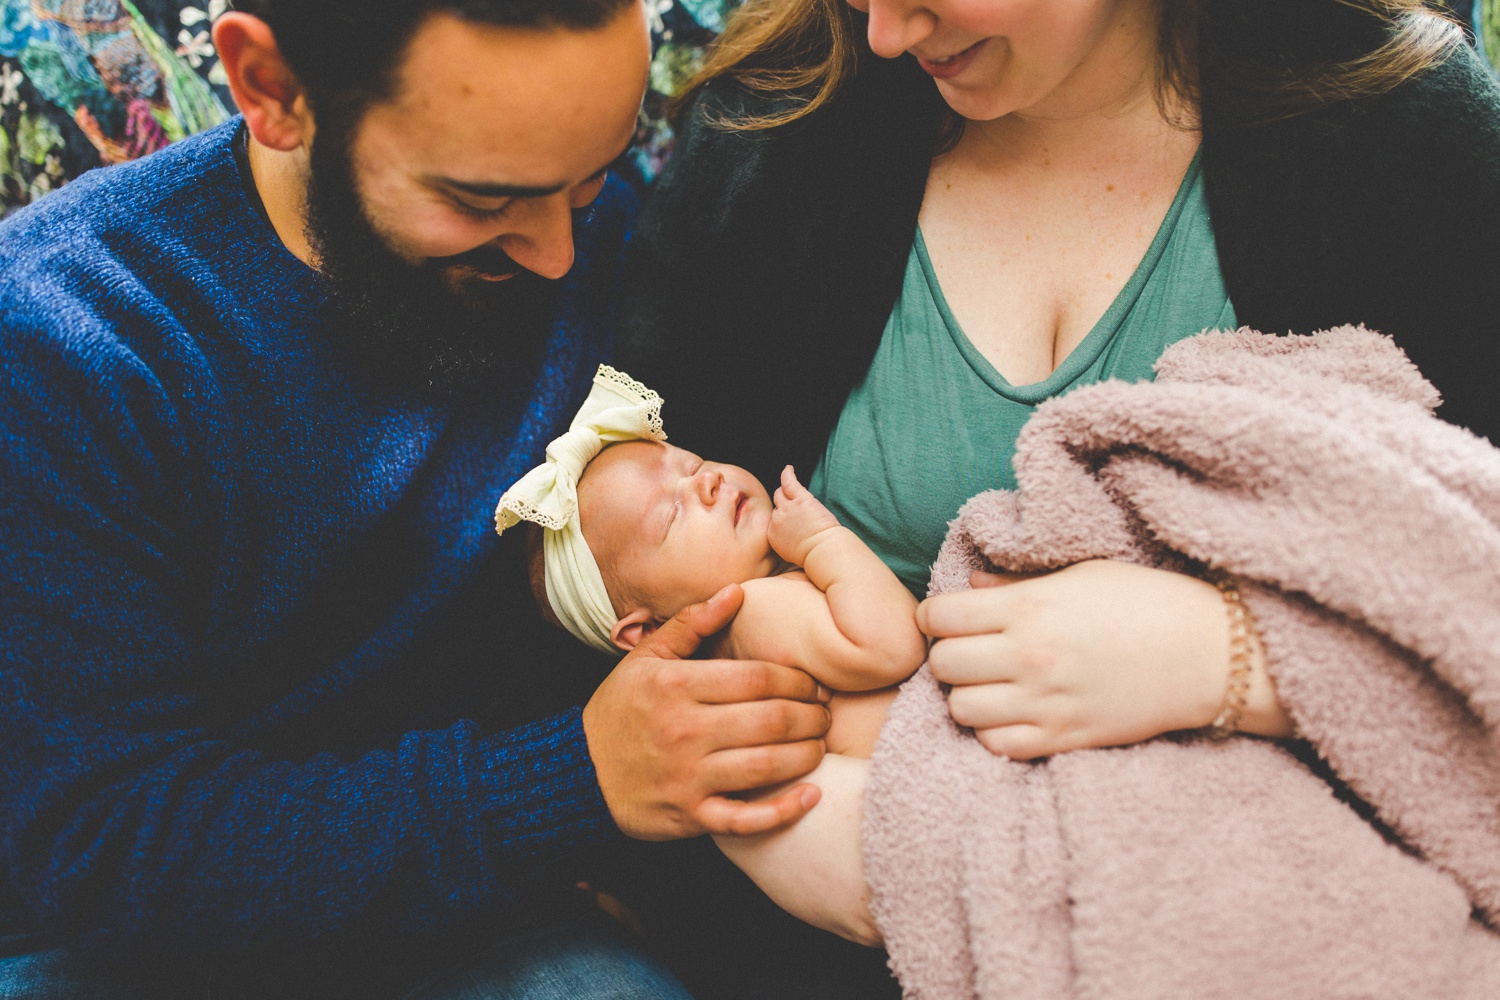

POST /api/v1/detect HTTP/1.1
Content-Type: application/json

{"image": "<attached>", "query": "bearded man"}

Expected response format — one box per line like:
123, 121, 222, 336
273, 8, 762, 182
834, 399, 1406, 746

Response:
0, 2, 845, 997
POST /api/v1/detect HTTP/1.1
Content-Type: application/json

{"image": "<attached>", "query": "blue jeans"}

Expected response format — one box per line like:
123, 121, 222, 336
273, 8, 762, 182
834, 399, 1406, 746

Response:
0, 899, 695, 1000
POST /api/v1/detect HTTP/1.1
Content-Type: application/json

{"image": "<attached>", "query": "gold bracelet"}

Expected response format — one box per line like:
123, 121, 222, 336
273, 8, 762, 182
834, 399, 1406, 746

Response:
1208, 573, 1256, 740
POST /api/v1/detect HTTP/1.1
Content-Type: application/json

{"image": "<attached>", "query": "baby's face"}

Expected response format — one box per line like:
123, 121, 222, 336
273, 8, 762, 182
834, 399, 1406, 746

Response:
578, 441, 777, 619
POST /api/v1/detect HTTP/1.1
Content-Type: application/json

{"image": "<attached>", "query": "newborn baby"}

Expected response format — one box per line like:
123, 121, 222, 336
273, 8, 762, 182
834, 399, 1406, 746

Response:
578, 443, 924, 694
496, 364, 924, 696
496, 365, 923, 944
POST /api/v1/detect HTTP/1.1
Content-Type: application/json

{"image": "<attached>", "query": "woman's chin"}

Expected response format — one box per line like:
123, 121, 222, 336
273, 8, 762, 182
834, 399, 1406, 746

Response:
935, 81, 1023, 124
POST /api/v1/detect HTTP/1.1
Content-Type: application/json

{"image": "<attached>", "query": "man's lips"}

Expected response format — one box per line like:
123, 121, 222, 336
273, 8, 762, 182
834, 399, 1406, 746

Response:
433, 247, 524, 281
449, 262, 521, 282
916, 39, 984, 80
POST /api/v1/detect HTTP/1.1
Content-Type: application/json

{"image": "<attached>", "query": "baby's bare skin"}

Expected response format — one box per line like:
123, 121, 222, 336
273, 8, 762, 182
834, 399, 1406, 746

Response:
707, 467, 926, 693
578, 448, 922, 945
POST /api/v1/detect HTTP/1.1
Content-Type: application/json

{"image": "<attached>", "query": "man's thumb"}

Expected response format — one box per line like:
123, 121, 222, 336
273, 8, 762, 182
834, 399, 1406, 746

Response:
635, 584, 744, 660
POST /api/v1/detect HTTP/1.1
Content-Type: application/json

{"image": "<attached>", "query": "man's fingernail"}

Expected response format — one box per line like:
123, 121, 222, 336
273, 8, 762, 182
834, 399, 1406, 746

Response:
799, 786, 819, 809
817, 684, 832, 703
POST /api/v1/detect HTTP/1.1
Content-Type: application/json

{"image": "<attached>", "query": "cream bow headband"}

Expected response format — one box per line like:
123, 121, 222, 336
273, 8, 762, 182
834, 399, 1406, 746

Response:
495, 364, 666, 654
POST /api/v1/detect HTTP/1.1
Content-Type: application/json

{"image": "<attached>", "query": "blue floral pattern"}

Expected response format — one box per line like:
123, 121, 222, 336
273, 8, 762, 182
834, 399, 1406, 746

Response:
1, 0, 743, 216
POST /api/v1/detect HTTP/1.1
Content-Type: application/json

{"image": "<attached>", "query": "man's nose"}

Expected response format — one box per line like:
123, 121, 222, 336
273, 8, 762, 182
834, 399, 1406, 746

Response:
862, 0, 937, 60
496, 193, 576, 280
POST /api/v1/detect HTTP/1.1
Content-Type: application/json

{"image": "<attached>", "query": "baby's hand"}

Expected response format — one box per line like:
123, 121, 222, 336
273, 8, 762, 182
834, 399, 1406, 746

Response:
768, 466, 842, 567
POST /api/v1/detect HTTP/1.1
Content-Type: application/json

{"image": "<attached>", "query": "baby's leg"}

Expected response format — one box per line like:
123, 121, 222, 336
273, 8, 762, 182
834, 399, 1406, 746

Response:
712, 754, 879, 947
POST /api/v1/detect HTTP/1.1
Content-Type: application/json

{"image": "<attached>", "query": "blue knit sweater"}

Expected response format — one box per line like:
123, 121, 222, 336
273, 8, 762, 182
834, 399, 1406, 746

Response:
0, 120, 638, 953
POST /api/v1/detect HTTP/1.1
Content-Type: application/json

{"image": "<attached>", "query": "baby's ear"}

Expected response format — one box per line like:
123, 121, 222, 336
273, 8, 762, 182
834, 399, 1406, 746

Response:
610, 608, 660, 653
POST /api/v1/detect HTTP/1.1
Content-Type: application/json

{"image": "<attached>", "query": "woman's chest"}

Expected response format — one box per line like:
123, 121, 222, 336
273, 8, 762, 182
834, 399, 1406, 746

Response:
919, 138, 1198, 386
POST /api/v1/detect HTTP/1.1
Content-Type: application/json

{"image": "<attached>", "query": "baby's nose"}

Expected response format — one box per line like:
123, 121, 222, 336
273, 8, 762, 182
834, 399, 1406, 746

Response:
696, 469, 723, 503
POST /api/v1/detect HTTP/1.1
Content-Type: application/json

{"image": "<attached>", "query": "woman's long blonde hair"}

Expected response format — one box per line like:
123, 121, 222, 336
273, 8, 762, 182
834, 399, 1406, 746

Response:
676, 0, 1463, 131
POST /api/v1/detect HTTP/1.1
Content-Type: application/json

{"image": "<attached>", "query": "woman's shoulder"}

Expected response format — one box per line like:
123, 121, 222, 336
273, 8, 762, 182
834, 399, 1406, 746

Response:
1338, 42, 1500, 163
1206, 43, 1500, 197
1204, 42, 1500, 442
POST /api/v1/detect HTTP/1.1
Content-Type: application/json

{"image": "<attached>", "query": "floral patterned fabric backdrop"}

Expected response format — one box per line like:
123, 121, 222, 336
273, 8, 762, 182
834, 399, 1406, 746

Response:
1481, 0, 1500, 70
0, 0, 744, 216
2, 2, 1495, 216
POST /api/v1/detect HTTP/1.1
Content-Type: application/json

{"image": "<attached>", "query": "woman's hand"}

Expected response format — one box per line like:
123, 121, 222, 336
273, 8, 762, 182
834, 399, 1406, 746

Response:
916, 560, 1293, 760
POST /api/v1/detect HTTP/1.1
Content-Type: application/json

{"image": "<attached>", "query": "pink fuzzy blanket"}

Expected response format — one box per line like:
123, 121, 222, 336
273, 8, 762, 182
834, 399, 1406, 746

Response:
863, 327, 1500, 999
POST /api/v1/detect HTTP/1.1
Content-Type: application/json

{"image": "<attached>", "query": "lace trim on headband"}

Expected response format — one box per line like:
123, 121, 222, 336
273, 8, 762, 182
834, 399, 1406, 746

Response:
596, 364, 667, 442
496, 494, 570, 532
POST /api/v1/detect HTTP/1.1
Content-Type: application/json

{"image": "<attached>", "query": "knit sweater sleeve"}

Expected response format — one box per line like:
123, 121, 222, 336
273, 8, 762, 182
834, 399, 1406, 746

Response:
0, 300, 613, 952
0, 176, 630, 953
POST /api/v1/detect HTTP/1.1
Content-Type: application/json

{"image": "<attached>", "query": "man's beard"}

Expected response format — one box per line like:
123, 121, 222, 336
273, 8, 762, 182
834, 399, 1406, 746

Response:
303, 109, 563, 396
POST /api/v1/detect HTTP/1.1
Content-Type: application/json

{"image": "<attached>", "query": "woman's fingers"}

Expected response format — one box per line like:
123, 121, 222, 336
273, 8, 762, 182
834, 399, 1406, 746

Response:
969, 569, 1035, 589
945, 678, 1031, 730
927, 633, 1021, 685
973, 725, 1057, 761
917, 586, 1020, 638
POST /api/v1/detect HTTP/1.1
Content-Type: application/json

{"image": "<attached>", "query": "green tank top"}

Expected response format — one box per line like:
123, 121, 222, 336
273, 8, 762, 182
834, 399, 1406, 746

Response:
810, 154, 1237, 594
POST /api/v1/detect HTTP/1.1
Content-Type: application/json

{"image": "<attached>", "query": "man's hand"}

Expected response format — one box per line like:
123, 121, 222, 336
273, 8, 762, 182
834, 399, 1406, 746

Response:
583, 584, 832, 840
768, 466, 842, 567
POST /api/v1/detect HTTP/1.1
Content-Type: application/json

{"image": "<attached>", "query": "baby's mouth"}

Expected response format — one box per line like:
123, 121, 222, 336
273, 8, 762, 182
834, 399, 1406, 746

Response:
733, 494, 747, 526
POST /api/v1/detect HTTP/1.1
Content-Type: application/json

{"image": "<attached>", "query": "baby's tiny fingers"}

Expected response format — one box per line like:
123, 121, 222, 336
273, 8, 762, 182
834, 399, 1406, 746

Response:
780, 465, 802, 497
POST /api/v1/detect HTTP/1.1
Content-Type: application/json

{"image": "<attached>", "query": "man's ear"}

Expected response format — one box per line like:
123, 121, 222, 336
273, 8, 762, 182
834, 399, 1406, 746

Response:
213, 12, 314, 153
610, 608, 660, 654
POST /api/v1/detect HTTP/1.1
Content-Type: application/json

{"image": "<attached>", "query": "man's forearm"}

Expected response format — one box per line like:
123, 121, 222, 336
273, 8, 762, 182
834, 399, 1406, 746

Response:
3, 706, 612, 953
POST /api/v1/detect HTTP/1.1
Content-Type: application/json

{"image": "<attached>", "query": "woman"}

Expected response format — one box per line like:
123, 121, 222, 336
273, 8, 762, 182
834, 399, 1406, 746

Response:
614, 0, 1500, 989
621, 0, 1497, 757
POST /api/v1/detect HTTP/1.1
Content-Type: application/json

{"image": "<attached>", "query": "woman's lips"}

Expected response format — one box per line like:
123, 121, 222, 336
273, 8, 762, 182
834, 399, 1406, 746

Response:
917, 39, 984, 80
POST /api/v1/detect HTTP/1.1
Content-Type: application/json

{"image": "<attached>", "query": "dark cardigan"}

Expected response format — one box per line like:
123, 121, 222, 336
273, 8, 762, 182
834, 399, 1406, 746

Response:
620, 25, 1500, 489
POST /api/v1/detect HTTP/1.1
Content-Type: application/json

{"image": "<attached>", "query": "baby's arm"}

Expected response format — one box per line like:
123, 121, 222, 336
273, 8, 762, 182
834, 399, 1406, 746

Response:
721, 468, 925, 691
711, 753, 880, 947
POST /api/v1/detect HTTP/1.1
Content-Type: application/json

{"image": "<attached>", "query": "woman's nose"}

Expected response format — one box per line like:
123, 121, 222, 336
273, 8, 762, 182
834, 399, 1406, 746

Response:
860, 0, 938, 60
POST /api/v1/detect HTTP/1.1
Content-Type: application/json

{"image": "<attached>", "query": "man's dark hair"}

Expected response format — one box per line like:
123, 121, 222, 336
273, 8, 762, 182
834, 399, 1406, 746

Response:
234, 0, 634, 115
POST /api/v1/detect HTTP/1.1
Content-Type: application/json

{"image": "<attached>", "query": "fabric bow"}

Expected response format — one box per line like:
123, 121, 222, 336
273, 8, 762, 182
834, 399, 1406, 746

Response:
495, 365, 667, 653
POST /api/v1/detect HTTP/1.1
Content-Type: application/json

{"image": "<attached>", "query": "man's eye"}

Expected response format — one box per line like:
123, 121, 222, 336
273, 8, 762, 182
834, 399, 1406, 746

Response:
570, 171, 609, 209
452, 198, 512, 221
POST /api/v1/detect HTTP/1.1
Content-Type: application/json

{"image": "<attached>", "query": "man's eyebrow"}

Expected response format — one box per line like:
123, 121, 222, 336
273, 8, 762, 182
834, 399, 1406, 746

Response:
434, 137, 635, 200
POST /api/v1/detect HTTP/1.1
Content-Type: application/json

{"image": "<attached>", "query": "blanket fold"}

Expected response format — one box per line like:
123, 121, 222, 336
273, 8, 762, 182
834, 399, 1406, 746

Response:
864, 326, 1500, 999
